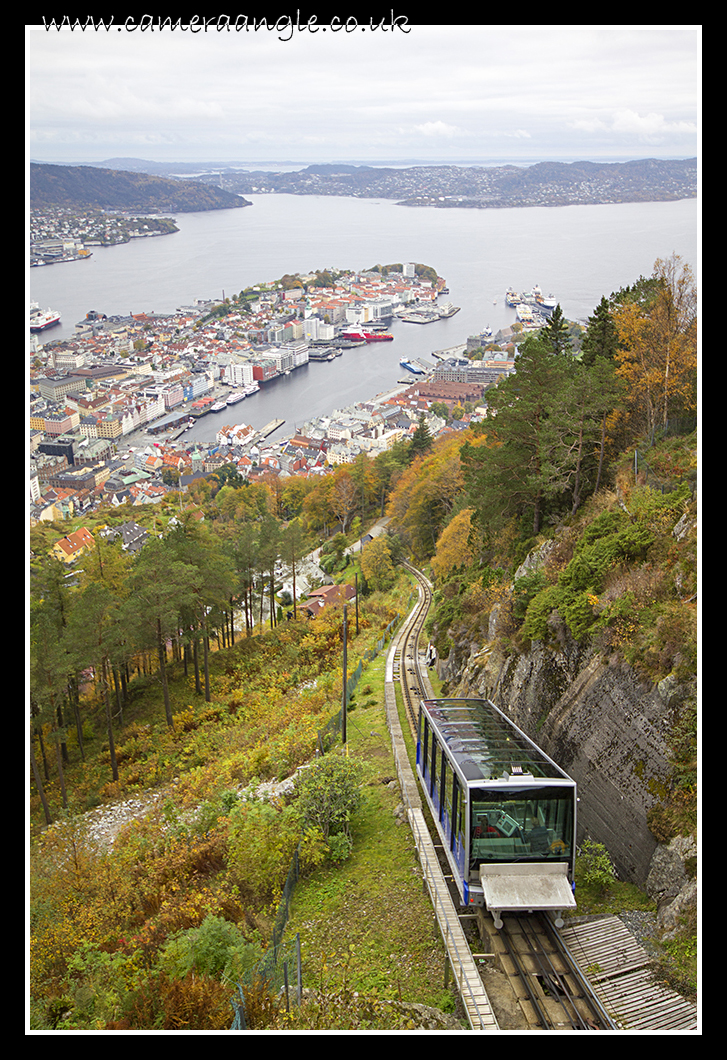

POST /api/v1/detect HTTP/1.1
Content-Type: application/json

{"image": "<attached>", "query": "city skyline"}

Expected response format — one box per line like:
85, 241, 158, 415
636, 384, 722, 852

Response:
27, 24, 700, 169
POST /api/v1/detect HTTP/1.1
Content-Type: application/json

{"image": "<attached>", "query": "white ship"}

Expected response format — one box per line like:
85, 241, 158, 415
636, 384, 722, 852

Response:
30, 302, 61, 331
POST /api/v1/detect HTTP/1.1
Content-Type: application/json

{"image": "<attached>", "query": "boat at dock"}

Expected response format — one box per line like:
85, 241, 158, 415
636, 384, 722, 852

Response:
400, 358, 425, 374
340, 327, 393, 342
227, 392, 245, 404
30, 302, 61, 331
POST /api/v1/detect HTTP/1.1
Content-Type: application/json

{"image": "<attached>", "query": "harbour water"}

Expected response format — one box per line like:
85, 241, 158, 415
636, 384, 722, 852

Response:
29, 193, 699, 446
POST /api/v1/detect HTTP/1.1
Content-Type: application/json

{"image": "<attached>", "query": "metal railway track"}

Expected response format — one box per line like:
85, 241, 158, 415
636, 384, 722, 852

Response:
395, 560, 617, 1031
398, 561, 434, 734
497, 913, 617, 1029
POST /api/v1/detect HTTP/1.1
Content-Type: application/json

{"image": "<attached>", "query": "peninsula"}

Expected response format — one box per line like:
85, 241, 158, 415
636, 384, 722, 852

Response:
30, 162, 251, 213
196, 157, 697, 209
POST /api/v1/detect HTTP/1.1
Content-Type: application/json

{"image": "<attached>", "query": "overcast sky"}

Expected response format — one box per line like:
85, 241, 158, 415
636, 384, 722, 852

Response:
26, 23, 700, 168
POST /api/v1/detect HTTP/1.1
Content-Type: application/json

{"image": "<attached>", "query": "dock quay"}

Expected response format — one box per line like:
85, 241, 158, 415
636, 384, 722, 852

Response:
256, 419, 285, 440
430, 344, 468, 360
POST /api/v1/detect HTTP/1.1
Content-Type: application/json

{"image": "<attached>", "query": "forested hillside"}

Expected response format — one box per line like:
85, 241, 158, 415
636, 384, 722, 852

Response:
28, 253, 698, 1029
30, 162, 250, 212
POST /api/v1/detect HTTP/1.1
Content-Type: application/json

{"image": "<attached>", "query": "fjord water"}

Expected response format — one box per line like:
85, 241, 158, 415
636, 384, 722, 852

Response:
30, 194, 698, 444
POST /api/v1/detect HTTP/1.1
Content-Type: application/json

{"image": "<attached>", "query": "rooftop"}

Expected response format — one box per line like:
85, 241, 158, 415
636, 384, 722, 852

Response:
421, 698, 572, 784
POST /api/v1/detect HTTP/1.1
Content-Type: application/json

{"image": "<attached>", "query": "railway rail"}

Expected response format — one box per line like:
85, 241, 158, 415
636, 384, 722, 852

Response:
389, 560, 620, 1030
497, 913, 616, 1029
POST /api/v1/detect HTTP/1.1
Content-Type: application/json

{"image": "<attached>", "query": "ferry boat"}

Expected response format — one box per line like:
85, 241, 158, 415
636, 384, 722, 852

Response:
211, 399, 228, 412
30, 302, 61, 331
243, 383, 260, 397
400, 358, 425, 374
227, 392, 245, 404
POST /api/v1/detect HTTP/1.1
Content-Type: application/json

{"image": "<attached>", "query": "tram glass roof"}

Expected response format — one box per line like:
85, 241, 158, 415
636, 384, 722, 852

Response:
421, 699, 571, 783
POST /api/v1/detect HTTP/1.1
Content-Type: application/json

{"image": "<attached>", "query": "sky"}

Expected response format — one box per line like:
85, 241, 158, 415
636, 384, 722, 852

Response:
26, 23, 701, 169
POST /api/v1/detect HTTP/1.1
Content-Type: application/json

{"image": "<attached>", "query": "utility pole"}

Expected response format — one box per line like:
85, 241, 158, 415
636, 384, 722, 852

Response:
342, 604, 348, 744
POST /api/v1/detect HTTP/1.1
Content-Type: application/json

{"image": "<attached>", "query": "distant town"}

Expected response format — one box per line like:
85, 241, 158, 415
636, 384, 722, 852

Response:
30, 206, 179, 266
200, 157, 698, 209
30, 263, 556, 523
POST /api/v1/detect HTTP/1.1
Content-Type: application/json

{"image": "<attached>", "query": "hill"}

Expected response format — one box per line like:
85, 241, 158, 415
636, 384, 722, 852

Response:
30, 162, 251, 212
199, 157, 697, 208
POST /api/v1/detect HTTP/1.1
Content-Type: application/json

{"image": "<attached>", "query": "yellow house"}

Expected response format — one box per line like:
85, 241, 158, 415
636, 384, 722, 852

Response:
50, 526, 95, 564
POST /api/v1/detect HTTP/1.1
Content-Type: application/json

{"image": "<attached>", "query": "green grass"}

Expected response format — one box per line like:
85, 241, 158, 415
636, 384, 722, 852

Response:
285, 653, 458, 1014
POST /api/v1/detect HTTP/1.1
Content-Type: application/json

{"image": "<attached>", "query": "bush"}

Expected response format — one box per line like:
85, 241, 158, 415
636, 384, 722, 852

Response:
159, 914, 263, 982
293, 754, 363, 841
226, 801, 303, 907
577, 839, 616, 895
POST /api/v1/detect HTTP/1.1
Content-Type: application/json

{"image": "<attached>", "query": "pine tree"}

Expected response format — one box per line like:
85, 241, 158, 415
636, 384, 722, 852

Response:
409, 414, 433, 460
542, 303, 572, 355
462, 334, 571, 536
581, 296, 620, 367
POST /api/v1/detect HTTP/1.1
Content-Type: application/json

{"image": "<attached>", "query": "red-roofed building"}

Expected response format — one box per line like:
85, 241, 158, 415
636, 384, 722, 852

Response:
49, 525, 95, 564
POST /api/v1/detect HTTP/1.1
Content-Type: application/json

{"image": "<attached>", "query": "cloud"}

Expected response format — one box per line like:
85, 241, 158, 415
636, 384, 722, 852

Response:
26, 25, 700, 163
413, 121, 465, 138
610, 109, 698, 141
568, 108, 698, 145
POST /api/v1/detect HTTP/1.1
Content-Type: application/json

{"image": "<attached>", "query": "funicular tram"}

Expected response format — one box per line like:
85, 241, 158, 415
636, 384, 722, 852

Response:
416, 698, 577, 928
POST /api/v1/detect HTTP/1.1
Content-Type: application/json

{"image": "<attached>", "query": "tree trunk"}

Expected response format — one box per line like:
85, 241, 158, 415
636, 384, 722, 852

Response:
56, 703, 69, 764
203, 631, 210, 703
157, 618, 174, 728
68, 675, 85, 762
54, 733, 68, 809
193, 635, 201, 695
102, 656, 119, 781
30, 739, 52, 825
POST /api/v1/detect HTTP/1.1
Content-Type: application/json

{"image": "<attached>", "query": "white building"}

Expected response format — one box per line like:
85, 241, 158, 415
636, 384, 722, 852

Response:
226, 361, 256, 387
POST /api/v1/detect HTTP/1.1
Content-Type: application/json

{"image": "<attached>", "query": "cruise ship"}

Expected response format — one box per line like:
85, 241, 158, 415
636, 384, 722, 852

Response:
30, 302, 61, 331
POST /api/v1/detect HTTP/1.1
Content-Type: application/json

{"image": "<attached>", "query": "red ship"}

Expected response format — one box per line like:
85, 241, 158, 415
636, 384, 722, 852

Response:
341, 328, 393, 342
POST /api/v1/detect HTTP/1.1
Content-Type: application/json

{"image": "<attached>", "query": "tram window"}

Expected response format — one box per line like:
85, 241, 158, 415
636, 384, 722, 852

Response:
469, 787, 574, 862
453, 779, 464, 855
428, 733, 437, 797
420, 719, 429, 776
440, 751, 451, 826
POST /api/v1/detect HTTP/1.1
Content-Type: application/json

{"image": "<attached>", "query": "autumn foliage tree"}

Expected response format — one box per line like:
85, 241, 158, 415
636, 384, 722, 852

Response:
386, 434, 466, 561
613, 254, 697, 440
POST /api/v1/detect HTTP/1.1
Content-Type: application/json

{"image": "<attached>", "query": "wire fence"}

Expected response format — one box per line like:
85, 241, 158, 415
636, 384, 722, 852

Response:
229, 608, 402, 1028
